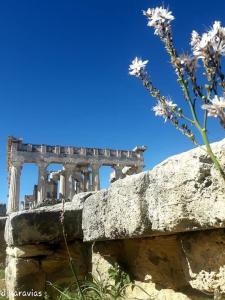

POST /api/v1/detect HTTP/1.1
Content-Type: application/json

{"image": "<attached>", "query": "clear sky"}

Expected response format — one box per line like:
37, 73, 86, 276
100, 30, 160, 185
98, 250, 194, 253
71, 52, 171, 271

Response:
0, 0, 225, 204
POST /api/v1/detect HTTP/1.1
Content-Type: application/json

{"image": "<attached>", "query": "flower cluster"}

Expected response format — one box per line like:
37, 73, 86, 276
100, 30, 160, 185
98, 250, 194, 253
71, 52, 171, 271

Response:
143, 6, 174, 38
191, 21, 225, 60
202, 95, 225, 117
129, 5, 225, 180
129, 57, 148, 78
152, 99, 177, 122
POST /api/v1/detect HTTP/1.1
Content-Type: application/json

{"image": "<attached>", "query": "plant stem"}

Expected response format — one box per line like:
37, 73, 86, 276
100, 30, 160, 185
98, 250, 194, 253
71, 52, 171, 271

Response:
183, 80, 225, 181
200, 128, 225, 181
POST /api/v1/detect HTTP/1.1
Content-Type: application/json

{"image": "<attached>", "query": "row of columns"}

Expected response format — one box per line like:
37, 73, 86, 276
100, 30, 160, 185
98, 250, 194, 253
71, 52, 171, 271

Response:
7, 162, 130, 214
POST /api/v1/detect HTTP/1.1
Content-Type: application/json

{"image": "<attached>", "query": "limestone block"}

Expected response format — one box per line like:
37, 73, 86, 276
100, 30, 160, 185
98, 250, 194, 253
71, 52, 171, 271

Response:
124, 235, 186, 289
5, 202, 82, 246
92, 240, 124, 281
72, 191, 95, 209
83, 173, 151, 241
42, 241, 90, 298
41, 241, 88, 278
92, 237, 187, 288
181, 229, 225, 296
92, 237, 205, 300
82, 139, 225, 241
5, 256, 45, 300
6, 245, 53, 258
125, 285, 192, 300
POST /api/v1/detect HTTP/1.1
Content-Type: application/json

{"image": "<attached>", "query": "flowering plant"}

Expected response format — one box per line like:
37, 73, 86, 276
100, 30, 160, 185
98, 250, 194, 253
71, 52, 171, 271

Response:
129, 6, 225, 181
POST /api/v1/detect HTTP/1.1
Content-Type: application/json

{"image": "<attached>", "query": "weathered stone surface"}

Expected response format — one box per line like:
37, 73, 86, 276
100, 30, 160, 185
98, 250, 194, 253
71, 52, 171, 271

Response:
41, 241, 89, 277
5, 202, 82, 246
181, 229, 225, 296
5, 256, 45, 300
6, 245, 53, 258
42, 240, 90, 298
5, 240, 90, 300
92, 236, 186, 287
92, 237, 209, 300
82, 139, 225, 241
125, 285, 192, 300
72, 191, 95, 209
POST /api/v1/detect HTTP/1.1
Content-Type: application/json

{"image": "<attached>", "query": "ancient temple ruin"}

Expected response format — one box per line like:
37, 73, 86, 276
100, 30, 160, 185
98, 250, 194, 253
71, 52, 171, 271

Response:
7, 137, 146, 213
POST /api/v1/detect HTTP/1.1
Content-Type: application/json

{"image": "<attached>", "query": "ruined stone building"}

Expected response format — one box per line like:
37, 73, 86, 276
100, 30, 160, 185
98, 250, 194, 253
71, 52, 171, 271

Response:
7, 137, 146, 214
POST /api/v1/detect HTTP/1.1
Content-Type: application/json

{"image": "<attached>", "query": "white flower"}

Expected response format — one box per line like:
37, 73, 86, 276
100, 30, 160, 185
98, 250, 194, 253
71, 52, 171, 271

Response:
143, 6, 174, 37
212, 95, 225, 108
145, 7, 174, 26
210, 22, 225, 55
165, 99, 177, 110
129, 57, 148, 77
152, 99, 177, 121
212, 21, 221, 33
202, 95, 225, 117
192, 32, 211, 58
191, 21, 225, 59
190, 30, 200, 47
202, 104, 218, 117
153, 102, 167, 118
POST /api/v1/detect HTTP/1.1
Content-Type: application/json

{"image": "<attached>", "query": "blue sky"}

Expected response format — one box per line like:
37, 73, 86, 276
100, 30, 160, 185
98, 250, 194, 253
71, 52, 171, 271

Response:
0, 0, 225, 204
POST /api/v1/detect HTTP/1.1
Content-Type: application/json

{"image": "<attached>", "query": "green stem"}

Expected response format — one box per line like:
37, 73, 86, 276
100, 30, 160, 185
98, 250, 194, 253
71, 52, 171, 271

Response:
162, 29, 225, 181
183, 81, 225, 181
174, 111, 194, 124
200, 129, 225, 181
203, 110, 208, 130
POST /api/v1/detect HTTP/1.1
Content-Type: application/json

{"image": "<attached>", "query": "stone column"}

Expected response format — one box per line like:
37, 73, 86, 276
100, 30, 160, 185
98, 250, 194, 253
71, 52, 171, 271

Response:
74, 180, 80, 194
83, 169, 91, 192
59, 172, 66, 199
64, 165, 76, 200
7, 161, 22, 214
37, 162, 48, 204
75, 171, 83, 193
92, 164, 100, 191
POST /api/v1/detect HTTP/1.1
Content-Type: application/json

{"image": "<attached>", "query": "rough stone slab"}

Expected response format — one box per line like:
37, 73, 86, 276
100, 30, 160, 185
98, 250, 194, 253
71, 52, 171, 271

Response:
92, 237, 204, 299
72, 191, 95, 209
5, 202, 82, 246
82, 139, 225, 241
5, 256, 45, 300
180, 229, 225, 295
6, 245, 53, 258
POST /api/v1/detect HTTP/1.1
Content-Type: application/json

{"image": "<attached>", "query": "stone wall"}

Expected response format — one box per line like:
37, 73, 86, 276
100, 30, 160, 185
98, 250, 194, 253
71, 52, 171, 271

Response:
92, 232, 222, 300
4, 139, 225, 300
4, 202, 89, 299
5, 241, 89, 300
5, 221, 223, 299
